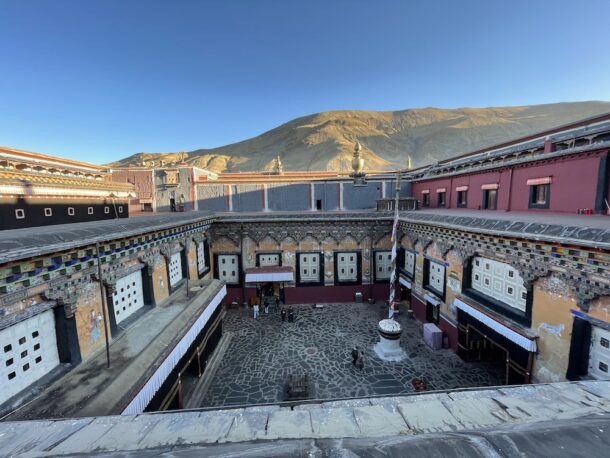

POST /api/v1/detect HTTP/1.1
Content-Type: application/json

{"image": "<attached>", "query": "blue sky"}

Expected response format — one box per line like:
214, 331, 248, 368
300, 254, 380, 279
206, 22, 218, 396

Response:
1, 0, 609, 164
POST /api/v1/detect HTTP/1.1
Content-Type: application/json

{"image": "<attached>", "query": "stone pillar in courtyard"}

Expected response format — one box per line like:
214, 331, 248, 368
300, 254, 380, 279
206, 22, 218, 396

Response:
373, 319, 406, 361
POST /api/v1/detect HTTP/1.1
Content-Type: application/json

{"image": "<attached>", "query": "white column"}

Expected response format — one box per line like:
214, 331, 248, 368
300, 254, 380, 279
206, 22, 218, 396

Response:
339, 182, 344, 210
310, 183, 315, 210
227, 185, 233, 212
263, 184, 269, 211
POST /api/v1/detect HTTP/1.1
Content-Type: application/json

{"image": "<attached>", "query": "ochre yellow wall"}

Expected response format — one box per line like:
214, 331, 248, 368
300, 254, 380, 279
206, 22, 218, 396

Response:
75, 281, 110, 359
530, 276, 576, 382
186, 241, 198, 280
152, 257, 169, 304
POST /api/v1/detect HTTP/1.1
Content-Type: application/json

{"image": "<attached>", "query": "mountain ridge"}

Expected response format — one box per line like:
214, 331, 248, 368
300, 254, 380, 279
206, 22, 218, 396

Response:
108, 101, 610, 172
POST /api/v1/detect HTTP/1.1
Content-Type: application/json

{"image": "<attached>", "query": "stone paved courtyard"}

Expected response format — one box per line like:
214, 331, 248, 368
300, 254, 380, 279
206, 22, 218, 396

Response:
197, 302, 505, 408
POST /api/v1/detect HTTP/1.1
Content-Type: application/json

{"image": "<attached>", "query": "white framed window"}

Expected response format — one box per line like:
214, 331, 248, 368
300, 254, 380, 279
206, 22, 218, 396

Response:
0, 310, 60, 405
15, 209, 25, 219
112, 270, 145, 325
471, 257, 527, 312
67, 207, 75, 216
88, 207, 94, 215
217, 254, 239, 284
403, 250, 415, 278
426, 259, 445, 296
589, 325, 610, 380
298, 253, 320, 283
118, 206, 124, 213
375, 251, 393, 281
258, 253, 280, 267
104, 206, 110, 214
168, 252, 183, 287
336, 252, 358, 282
44, 208, 52, 217
196, 241, 207, 274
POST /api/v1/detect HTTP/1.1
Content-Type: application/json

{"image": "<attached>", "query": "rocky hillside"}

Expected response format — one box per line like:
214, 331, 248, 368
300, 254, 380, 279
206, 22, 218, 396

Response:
108, 101, 610, 172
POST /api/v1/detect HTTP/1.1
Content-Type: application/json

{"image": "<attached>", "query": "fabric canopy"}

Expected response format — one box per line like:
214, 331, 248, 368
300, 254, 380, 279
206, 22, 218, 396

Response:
424, 293, 441, 306
526, 177, 552, 186
436, 187, 447, 193
399, 276, 411, 289
481, 183, 499, 190
454, 298, 537, 352
245, 266, 294, 283
455, 185, 469, 192
421, 189, 430, 194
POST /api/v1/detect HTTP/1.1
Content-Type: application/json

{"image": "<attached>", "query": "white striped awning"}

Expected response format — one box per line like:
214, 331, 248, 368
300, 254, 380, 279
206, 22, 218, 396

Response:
456, 185, 469, 192
245, 266, 294, 283
481, 183, 499, 190
421, 189, 430, 194
454, 298, 537, 352
399, 277, 411, 289
121, 284, 227, 415
436, 187, 447, 193
424, 293, 441, 306
526, 177, 552, 186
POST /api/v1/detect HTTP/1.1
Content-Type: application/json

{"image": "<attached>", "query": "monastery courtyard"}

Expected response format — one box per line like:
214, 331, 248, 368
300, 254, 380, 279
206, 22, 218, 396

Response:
193, 302, 505, 408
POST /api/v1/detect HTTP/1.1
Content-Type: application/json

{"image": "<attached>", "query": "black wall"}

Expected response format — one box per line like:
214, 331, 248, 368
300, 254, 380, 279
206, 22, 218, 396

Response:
2, 198, 129, 230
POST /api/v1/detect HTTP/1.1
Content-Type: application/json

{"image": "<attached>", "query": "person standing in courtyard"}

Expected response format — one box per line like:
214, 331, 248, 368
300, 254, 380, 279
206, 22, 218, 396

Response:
253, 303, 259, 319
281, 306, 287, 322
288, 306, 295, 323
351, 346, 359, 367
264, 298, 269, 315
355, 350, 364, 371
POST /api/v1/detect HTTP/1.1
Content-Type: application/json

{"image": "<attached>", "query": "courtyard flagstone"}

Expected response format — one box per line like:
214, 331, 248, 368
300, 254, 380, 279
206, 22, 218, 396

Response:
197, 302, 505, 408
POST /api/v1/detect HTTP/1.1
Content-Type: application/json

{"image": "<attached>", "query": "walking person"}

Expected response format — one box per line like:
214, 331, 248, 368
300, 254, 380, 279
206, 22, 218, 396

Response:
253, 303, 259, 319
288, 306, 295, 323
281, 307, 287, 322
264, 298, 269, 315
355, 350, 364, 371
351, 346, 359, 367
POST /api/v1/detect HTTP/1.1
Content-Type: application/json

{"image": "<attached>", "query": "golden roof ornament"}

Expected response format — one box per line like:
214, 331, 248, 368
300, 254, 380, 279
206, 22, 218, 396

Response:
351, 141, 366, 185
274, 155, 283, 174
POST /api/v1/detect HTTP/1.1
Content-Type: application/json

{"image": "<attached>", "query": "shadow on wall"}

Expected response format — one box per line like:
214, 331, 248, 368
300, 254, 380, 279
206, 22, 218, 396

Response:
3, 186, 129, 230
193, 178, 411, 212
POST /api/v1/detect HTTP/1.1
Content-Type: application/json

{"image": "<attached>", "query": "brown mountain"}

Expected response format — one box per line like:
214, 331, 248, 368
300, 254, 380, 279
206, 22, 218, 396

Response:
108, 101, 610, 172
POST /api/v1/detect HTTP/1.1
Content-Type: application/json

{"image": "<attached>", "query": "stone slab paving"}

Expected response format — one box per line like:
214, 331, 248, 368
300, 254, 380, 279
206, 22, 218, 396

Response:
198, 302, 505, 408
1, 381, 610, 456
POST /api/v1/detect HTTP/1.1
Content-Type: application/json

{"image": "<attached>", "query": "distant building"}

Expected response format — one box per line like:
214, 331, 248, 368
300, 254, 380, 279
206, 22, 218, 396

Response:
109, 164, 217, 213
0, 146, 134, 230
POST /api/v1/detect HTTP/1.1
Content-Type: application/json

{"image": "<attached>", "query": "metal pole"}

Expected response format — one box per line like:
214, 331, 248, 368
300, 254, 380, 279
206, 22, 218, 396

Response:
95, 242, 111, 368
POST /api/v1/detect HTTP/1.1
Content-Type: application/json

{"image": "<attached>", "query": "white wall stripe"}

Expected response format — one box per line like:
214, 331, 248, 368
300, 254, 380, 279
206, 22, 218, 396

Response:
121, 285, 227, 415
454, 298, 537, 352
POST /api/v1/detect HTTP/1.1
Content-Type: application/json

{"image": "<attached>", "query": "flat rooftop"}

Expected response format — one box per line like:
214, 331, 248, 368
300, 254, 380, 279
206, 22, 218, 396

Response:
0, 211, 215, 264
401, 209, 610, 249
0, 208, 607, 265
1, 381, 608, 456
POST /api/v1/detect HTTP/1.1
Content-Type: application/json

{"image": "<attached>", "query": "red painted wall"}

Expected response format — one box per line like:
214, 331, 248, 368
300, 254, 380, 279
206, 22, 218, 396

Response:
411, 296, 427, 323
223, 288, 244, 305
439, 316, 458, 351
509, 154, 603, 212
283, 284, 391, 304
410, 151, 606, 213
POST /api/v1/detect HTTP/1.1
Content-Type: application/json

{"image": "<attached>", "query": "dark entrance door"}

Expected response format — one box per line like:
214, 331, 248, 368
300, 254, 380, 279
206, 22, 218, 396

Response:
426, 301, 439, 324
